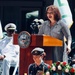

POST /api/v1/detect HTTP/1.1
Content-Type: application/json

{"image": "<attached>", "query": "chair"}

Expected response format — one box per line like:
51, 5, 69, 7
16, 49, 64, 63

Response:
12, 60, 19, 75
12, 52, 19, 75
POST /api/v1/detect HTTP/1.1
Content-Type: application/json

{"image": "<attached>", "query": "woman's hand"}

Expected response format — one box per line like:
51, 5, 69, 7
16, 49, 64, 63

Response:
66, 46, 71, 54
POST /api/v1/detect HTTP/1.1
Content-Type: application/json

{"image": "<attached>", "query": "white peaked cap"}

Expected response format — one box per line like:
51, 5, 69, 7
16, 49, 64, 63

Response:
33, 19, 39, 22
32, 47, 44, 52
39, 19, 44, 24
4, 23, 16, 31
31, 47, 44, 55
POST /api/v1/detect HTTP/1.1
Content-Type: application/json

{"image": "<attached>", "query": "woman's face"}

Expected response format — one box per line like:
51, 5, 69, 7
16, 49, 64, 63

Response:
46, 9, 55, 21
33, 55, 41, 63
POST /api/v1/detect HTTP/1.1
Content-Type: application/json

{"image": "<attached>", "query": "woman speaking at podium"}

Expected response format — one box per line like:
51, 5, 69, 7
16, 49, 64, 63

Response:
38, 5, 72, 63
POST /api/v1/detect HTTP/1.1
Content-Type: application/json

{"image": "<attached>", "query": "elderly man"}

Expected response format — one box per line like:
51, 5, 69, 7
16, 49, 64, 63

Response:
28, 47, 50, 75
0, 23, 20, 75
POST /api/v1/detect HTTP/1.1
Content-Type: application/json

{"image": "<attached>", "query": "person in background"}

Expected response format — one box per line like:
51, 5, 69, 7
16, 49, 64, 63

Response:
38, 5, 72, 63
28, 47, 50, 75
38, 19, 44, 29
0, 23, 20, 75
30, 19, 44, 34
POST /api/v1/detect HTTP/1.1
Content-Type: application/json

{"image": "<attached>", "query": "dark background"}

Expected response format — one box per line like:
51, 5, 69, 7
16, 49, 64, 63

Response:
0, 0, 75, 57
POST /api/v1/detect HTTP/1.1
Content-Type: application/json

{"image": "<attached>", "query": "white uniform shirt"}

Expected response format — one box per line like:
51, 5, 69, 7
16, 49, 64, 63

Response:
0, 36, 20, 57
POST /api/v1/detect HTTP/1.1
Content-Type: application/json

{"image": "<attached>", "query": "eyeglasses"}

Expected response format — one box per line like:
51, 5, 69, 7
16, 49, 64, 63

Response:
47, 12, 53, 14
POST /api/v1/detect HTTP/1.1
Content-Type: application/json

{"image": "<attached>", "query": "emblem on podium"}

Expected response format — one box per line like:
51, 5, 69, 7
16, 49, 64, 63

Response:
18, 31, 31, 48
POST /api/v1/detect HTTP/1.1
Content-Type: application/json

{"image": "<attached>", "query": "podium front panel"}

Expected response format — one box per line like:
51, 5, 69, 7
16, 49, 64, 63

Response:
13, 34, 63, 75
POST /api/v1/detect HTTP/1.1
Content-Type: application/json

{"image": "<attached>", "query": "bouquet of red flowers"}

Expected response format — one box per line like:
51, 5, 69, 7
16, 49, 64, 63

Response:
48, 61, 72, 75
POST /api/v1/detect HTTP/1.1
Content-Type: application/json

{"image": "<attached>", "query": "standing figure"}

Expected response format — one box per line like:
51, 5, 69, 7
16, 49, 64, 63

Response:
0, 23, 20, 75
38, 5, 72, 63
28, 47, 50, 75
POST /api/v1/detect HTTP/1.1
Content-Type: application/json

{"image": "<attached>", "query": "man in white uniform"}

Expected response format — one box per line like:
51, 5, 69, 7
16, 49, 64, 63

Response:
0, 23, 20, 75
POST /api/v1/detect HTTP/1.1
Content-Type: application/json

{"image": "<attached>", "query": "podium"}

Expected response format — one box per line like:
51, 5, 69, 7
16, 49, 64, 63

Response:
13, 34, 62, 75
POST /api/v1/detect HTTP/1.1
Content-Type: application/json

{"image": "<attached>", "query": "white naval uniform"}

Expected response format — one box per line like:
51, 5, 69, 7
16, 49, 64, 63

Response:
0, 36, 20, 75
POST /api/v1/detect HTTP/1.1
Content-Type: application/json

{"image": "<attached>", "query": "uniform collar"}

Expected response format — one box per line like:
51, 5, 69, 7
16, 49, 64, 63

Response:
34, 60, 44, 67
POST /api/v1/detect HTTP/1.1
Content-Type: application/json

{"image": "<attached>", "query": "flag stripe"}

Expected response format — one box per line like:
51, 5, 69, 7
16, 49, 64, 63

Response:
54, 0, 73, 28
58, 0, 66, 6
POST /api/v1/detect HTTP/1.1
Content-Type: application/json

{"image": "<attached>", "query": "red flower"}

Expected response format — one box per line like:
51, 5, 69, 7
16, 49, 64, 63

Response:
48, 65, 51, 69
70, 68, 75, 73
62, 62, 67, 66
56, 61, 60, 66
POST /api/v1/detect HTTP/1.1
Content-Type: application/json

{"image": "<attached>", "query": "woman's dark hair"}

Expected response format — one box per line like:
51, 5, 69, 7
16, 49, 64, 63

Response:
41, 52, 46, 60
46, 5, 61, 21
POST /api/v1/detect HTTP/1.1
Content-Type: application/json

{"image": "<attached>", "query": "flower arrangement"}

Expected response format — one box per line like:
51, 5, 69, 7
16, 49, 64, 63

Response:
48, 61, 75, 75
